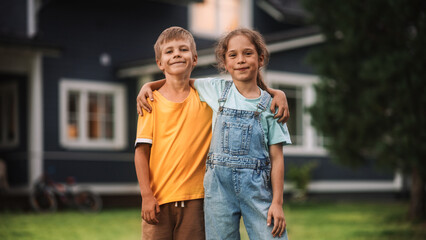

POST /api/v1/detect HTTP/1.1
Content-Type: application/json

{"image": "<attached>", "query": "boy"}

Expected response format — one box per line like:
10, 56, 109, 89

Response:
134, 27, 210, 240
134, 26, 289, 240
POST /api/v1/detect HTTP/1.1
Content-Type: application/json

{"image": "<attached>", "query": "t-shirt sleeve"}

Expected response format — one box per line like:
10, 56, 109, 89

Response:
265, 103, 292, 146
193, 77, 228, 111
134, 107, 153, 147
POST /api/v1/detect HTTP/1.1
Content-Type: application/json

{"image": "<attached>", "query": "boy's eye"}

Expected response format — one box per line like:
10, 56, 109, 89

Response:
165, 50, 173, 54
181, 48, 189, 52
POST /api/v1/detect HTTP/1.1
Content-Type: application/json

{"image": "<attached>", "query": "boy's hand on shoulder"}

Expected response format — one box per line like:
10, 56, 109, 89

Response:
141, 195, 160, 225
270, 90, 290, 123
267, 203, 286, 238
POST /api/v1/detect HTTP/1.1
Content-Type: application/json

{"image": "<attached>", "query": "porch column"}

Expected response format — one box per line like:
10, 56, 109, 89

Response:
28, 52, 43, 188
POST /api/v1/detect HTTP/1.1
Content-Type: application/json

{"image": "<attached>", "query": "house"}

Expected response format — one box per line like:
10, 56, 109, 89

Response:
0, 0, 400, 205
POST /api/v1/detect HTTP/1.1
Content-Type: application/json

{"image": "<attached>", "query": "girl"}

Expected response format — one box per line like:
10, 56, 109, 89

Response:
200, 28, 290, 240
139, 28, 291, 239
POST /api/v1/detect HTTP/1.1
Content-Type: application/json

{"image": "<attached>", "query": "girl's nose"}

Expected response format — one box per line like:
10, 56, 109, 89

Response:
237, 54, 245, 63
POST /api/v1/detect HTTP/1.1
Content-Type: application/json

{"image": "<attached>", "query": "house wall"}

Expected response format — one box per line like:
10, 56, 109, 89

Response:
37, 1, 190, 183
0, 0, 28, 37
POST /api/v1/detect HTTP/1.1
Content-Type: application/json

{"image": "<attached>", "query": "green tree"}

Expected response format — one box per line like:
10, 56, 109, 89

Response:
303, 0, 426, 220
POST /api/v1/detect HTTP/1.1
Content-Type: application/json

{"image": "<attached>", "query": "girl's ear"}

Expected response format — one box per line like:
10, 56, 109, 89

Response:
258, 54, 265, 68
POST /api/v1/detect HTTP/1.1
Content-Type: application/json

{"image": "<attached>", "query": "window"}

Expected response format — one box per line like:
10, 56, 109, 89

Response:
60, 80, 127, 150
275, 86, 303, 146
189, 0, 252, 38
267, 71, 325, 155
0, 82, 19, 148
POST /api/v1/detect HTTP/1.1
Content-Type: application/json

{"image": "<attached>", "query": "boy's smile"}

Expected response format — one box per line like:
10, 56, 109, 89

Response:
157, 39, 197, 77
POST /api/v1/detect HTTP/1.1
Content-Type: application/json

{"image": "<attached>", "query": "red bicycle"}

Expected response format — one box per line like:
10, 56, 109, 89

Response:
29, 174, 102, 213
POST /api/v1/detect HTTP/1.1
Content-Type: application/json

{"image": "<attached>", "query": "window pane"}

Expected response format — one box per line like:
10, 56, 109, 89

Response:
5, 91, 16, 141
274, 86, 303, 145
104, 94, 114, 139
219, 0, 240, 32
68, 92, 79, 139
192, 0, 216, 33
88, 92, 100, 139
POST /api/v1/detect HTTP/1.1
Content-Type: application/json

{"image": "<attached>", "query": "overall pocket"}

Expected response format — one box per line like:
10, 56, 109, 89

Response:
221, 121, 253, 155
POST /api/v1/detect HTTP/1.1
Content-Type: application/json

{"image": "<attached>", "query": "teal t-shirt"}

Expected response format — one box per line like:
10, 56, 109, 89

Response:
194, 77, 292, 147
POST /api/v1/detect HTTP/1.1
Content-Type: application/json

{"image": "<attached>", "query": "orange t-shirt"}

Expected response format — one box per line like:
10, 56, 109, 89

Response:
135, 88, 212, 205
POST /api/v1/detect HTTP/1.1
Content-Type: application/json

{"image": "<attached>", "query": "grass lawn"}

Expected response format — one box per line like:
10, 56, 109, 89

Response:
1, 201, 425, 240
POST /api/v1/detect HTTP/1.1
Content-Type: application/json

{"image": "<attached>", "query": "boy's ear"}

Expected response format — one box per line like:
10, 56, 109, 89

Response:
192, 55, 198, 68
156, 59, 165, 71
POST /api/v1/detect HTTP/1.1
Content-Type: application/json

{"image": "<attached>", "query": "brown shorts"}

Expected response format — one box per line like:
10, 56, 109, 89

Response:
142, 199, 205, 240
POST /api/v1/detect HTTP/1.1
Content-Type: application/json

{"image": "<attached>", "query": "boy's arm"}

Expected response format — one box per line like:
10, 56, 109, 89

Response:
267, 143, 286, 238
265, 87, 290, 123
134, 144, 160, 225
136, 79, 166, 116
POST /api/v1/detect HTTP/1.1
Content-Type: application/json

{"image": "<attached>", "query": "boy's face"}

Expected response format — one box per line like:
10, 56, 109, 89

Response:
156, 39, 197, 77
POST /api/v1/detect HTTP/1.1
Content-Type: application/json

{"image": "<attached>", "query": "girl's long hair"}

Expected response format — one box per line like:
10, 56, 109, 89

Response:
215, 28, 270, 90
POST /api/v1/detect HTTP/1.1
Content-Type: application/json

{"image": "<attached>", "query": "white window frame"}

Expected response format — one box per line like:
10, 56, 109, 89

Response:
0, 82, 19, 148
59, 79, 127, 150
189, 0, 253, 38
265, 71, 326, 156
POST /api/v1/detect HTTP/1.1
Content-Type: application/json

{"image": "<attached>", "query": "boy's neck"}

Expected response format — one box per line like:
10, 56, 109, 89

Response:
233, 81, 261, 99
158, 75, 191, 103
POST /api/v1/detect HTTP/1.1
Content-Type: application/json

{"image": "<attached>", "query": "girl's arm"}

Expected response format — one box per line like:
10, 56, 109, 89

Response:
267, 143, 286, 238
265, 87, 290, 123
136, 79, 196, 116
136, 79, 166, 116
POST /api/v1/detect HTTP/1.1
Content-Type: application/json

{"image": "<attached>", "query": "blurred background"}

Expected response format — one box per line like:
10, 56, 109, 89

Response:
0, 0, 425, 239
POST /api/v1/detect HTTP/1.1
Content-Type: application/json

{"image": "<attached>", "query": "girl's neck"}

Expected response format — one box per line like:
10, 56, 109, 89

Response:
233, 80, 261, 99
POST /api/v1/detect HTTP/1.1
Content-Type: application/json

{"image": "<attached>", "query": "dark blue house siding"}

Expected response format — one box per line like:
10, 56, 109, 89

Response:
285, 156, 394, 181
0, 0, 28, 37
37, 1, 192, 184
44, 159, 136, 183
253, 1, 301, 35
269, 45, 318, 74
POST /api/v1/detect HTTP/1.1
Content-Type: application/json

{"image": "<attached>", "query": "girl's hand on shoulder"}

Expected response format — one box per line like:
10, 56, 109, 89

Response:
270, 90, 290, 123
267, 203, 286, 238
137, 84, 154, 116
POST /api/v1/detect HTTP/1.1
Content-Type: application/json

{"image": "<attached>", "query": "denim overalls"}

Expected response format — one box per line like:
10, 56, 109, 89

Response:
204, 82, 288, 240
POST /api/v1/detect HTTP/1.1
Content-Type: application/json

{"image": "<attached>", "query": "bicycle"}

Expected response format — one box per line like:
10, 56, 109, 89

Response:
29, 174, 102, 213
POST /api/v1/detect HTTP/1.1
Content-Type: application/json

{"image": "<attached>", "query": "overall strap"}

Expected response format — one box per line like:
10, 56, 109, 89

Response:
218, 81, 233, 112
255, 91, 271, 116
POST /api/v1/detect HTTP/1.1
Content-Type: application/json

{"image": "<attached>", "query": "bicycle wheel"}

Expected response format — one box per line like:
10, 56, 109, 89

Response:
29, 188, 57, 212
74, 190, 102, 212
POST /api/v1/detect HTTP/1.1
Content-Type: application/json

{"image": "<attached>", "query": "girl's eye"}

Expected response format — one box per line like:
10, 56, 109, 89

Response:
228, 53, 236, 58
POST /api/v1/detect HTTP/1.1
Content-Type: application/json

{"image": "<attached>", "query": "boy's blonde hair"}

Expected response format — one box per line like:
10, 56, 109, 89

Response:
154, 26, 197, 61
215, 28, 270, 90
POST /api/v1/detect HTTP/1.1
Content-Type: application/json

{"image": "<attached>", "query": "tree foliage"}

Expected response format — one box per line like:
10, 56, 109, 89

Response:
303, 0, 426, 174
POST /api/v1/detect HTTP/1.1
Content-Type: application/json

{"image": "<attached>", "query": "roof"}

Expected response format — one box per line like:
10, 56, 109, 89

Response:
117, 26, 323, 78
0, 35, 62, 57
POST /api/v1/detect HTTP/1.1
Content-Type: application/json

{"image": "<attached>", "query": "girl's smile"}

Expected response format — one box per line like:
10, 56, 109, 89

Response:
224, 35, 264, 84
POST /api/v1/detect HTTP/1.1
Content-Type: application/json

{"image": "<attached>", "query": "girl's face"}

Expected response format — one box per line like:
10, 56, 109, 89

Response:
224, 35, 264, 85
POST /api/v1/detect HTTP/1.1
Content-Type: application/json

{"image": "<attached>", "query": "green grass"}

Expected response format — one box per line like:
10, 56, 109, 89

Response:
1, 202, 425, 240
